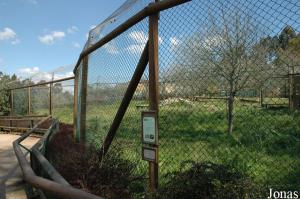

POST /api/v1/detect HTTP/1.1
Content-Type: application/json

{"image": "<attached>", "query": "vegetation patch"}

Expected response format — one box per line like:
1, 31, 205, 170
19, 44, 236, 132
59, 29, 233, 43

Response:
158, 161, 264, 199
48, 124, 144, 199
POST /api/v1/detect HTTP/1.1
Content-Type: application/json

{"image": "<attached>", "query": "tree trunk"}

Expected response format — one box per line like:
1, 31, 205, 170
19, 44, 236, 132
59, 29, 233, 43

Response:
227, 91, 235, 135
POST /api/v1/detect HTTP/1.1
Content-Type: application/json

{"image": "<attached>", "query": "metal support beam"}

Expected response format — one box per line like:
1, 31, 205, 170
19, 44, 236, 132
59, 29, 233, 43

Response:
100, 42, 149, 156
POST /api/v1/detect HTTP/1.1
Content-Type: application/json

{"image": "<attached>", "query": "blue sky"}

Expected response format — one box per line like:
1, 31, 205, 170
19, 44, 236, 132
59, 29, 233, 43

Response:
0, 0, 125, 78
0, 0, 299, 83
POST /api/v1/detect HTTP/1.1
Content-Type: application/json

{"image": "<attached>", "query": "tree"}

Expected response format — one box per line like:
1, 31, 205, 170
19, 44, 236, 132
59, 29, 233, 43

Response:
0, 72, 22, 115
0, 73, 11, 114
275, 27, 300, 74
196, 11, 269, 134
163, 9, 277, 135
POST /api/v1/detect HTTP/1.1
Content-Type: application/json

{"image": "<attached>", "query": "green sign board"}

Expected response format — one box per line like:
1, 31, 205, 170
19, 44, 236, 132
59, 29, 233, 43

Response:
142, 111, 158, 145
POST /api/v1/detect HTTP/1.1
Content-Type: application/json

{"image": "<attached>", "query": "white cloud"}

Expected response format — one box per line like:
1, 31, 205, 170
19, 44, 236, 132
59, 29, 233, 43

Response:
103, 42, 119, 54
126, 44, 145, 54
127, 30, 162, 54
129, 31, 148, 44
0, 27, 16, 41
11, 38, 20, 45
17, 67, 40, 77
67, 26, 78, 34
54, 71, 73, 80
38, 31, 65, 45
170, 37, 180, 46
127, 31, 147, 54
17, 66, 74, 84
159, 37, 163, 44
72, 42, 81, 48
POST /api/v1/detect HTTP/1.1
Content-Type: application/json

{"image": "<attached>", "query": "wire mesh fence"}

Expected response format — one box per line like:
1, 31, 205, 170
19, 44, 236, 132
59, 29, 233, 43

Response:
12, 88, 29, 115
52, 80, 74, 123
156, 0, 300, 197
80, 16, 151, 196
72, 0, 300, 198
10, 79, 74, 124
31, 86, 50, 115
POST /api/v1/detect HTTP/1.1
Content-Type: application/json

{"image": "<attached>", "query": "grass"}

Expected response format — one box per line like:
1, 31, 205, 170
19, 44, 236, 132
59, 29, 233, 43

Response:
50, 98, 300, 196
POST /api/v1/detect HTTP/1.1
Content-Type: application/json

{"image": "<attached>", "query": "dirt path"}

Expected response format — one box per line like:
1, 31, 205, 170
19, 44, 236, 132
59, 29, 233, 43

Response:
0, 134, 39, 199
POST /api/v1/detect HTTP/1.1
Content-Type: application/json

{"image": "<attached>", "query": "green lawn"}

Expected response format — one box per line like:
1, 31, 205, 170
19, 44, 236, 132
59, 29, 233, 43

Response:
49, 98, 299, 195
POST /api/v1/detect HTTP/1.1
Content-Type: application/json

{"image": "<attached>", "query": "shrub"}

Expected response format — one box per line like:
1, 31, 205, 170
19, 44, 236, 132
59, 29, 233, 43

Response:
159, 161, 264, 199
48, 124, 143, 199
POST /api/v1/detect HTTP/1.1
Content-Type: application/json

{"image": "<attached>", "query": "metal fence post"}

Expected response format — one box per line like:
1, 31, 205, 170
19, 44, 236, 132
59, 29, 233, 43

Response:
28, 87, 31, 115
148, 3, 159, 194
73, 71, 79, 142
289, 74, 293, 109
49, 83, 53, 115
260, 89, 263, 107
79, 57, 88, 144
10, 89, 14, 116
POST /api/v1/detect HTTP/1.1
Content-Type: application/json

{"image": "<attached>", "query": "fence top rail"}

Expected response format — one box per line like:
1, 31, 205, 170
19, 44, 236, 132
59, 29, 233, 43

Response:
9, 76, 75, 91
73, 0, 191, 73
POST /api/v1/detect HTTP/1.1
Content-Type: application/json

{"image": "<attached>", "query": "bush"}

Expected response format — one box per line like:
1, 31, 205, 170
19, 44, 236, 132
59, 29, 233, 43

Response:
48, 124, 143, 199
159, 161, 264, 199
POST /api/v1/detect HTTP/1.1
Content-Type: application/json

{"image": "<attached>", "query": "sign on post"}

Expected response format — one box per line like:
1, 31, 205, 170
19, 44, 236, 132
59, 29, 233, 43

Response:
142, 146, 158, 163
141, 111, 158, 145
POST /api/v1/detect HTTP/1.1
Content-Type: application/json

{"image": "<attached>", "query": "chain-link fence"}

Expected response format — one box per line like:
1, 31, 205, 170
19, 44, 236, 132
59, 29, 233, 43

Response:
72, 0, 300, 198
156, 1, 300, 197
52, 80, 74, 123
10, 78, 74, 124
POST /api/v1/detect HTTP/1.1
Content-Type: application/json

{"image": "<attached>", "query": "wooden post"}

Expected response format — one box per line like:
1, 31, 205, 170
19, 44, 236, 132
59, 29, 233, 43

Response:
260, 89, 263, 107
148, 4, 159, 194
9, 90, 13, 132
49, 83, 53, 115
289, 74, 294, 109
79, 57, 88, 144
10, 90, 14, 116
28, 87, 31, 115
73, 71, 79, 142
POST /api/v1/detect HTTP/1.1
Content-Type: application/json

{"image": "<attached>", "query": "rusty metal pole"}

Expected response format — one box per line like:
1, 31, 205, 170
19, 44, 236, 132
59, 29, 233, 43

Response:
9, 90, 13, 131
49, 83, 53, 115
73, 71, 79, 142
148, 1, 159, 195
10, 90, 14, 116
28, 87, 31, 115
79, 57, 88, 144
